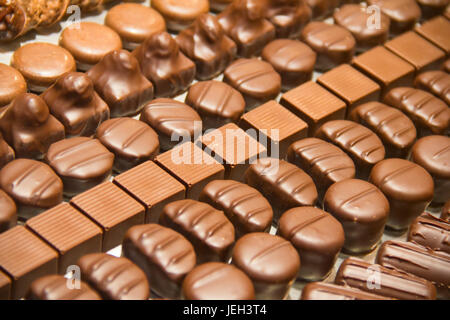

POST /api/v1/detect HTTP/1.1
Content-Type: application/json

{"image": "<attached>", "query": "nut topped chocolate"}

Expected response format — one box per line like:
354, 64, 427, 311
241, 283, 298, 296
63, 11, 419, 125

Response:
265, 0, 312, 38
0, 189, 17, 233
0, 63, 26, 108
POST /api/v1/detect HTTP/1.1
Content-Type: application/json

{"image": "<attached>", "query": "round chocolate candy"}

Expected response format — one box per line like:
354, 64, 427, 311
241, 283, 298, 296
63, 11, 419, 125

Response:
323, 179, 389, 253
182, 262, 255, 300
59, 22, 122, 71
231, 232, 300, 300
11, 43, 76, 92
278, 207, 344, 281
369, 159, 434, 231
151, 0, 209, 32
0, 189, 17, 233
410, 135, 450, 205
0, 63, 26, 109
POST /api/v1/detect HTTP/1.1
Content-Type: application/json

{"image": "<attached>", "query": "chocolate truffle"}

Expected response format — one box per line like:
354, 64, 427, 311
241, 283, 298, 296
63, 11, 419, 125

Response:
315, 120, 386, 179
0, 159, 63, 219
41, 72, 110, 138
278, 207, 344, 281
305, 0, 339, 18
301, 22, 356, 71
261, 39, 316, 91
349, 102, 417, 158
59, 22, 122, 71
223, 58, 281, 110
231, 233, 300, 300
218, 0, 276, 57
333, 4, 390, 52
133, 32, 196, 98
87, 50, 154, 118
301, 282, 389, 300
11, 43, 76, 92
0, 189, 17, 233
199, 180, 273, 238
415, 16, 450, 55
287, 138, 355, 201
265, 0, 312, 38
177, 14, 237, 80
210, 0, 233, 12
367, 0, 421, 34
410, 135, 450, 205
415, 70, 450, 105
0, 93, 65, 160
416, 0, 448, 18
185, 81, 245, 130
183, 262, 255, 300
151, 0, 209, 32
105, 3, 166, 50
408, 213, 450, 254
140, 98, 202, 151
369, 159, 434, 231
159, 199, 235, 263
123, 224, 196, 299
0, 133, 14, 170
0, 63, 26, 108
442, 201, 450, 222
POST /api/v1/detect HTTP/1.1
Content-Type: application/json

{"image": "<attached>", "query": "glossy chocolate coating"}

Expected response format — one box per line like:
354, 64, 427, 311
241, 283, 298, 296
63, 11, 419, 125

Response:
0, 189, 17, 233
417, 0, 448, 18
415, 70, 450, 105
335, 257, 437, 300
369, 159, 434, 231
78, 253, 149, 300
301, 21, 355, 72
26, 275, 101, 300
441, 201, 450, 222
46, 137, 114, 196
199, 180, 273, 238
42, 72, 110, 138
151, 0, 209, 32
177, 14, 237, 80
410, 135, 450, 205
217, 0, 276, 57
265, 0, 312, 38
0, 93, 65, 160
444, 59, 450, 73
210, 0, 233, 12
0, 271, 11, 300
223, 58, 281, 110
232, 232, 300, 300
278, 207, 344, 281
96, 118, 159, 173
349, 102, 417, 158
408, 213, 450, 254
305, 0, 339, 18
182, 262, 255, 300
383, 87, 450, 137
262, 39, 316, 91
315, 120, 385, 179
123, 224, 196, 299
140, 98, 202, 151
185, 81, 245, 130
87, 50, 153, 118
301, 282, 389, 300
0, 63, 26, 108
0, 133, 14, 170
0, 159, 63, 219
159, 199, 235, 263
415, 16, 450, 55
324, 179, 389, 253
245, 158, 318, 220
133, 32, 195, 98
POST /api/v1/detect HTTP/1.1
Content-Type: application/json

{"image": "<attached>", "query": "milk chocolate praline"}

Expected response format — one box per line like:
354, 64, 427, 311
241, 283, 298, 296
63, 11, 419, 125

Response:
0, 63, 26, 108
265, 0, 312, 39
151, 0, 209, 32
408, 213, 450, 254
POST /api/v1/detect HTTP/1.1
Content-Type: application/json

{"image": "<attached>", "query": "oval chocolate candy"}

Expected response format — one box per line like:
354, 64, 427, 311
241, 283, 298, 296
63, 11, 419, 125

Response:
415, 70, 450, 105
408, 213, 450, 255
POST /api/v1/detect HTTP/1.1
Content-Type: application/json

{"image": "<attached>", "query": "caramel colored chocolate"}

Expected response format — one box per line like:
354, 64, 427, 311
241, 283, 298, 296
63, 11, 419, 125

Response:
262, 39, 316, 91
265, 0, 312, 38
0, 63, 26, 108
415, 70, 450, 105
0, 271, 11, 300
0, 133, 14, 170
232, 233, 300, 300
0, 93, 65, 160
280, 81, 346, 136
140, 98, 201, 151
199, 180, 273, 238
133, 32, 195, 98
383, 87, 450, 137
224, 58, 281, 110
336, 257, 437, 300
42, 72, 110, 138
301, 282, 389, 300
306, 0, 339, 18
0, 159, 63, 219
11, 43, 76, 92
183, 262, 255, 300
87, 50, 153, 118
0, 189, 17, 234
151, 0, 209, 32
417, 0, 448, 18
367, 0, 421, 34
218, 0, 276, 57
410, 135, 450, 205
185, 81, 245, 130
278, 207, 344, 281
441, 201, 450, 222
71, 182, 145, 251
245, 158, 318, 220
443, 58, 450, 73
315, 120, 386, 179
210, 0, 233, 12
408, 213, 450, 254
123, 224, 195, 299
301, 21, 355, 71
349, 102, 417, 158
369, 159, 434, 231
0, 226, 58, 299
105, 3, 166, 50
177, 14, 237, 80
159, 199, 235, 263
78, 253, 149, 300
415, 16, 450, 55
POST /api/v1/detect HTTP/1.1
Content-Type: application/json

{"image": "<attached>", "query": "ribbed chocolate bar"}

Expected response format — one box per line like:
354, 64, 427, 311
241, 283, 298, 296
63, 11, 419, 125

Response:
0, 270, 11, 300
415, 16, 450, 55
301, 282, 389, 300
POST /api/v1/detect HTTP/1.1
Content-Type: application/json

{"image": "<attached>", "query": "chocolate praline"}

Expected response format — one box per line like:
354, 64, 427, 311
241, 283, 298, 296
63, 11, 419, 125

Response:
301, 282, 389, 300
151, 0, 209, 32
0, 63, 26, 109
408, 213, 450, 254
265, 0, 312, 39
0, 133, 14, 170
305, 0, 340, 19
414, 70, 450, 105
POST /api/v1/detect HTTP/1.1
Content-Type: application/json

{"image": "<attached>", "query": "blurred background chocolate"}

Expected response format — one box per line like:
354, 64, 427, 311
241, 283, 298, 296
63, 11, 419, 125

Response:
151, 0, 209, 32
41, 72, 110, 138
0, 189, 17, 233
87, 50, 154, 118
305, 0, 339, 18
408, 213, 450, 254
415, 70, 450, 105
444, 59, 450, 73
301, 282, 389, 300
265, 0, 312, 38
416, 0, 449, 18
133, 32, 195, 98
0, 63, 26, 109
177, 14, 237, 80
0, 133, 14, 170
210, 0, 233, 12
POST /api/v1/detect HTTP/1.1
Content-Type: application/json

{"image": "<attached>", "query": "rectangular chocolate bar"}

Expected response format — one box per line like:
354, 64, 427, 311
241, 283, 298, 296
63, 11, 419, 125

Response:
0, 270, 11, 300
415, 16, 450, 55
